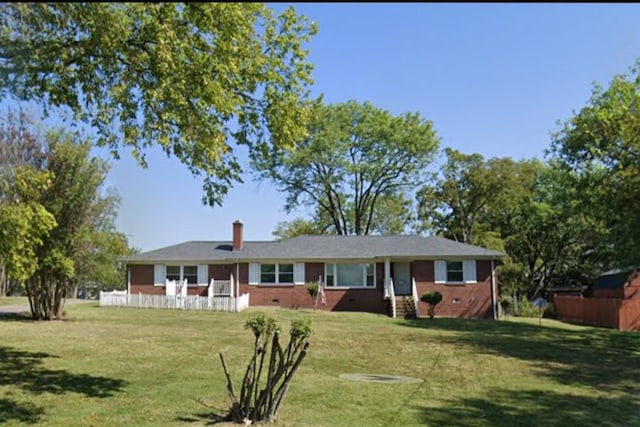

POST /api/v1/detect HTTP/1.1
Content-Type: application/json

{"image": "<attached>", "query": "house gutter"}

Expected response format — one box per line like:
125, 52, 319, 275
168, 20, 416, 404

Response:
235, 260, 240, 311
490, 256, 497, 320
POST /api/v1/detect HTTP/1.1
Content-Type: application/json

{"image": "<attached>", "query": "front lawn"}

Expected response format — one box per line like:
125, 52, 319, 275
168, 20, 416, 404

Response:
1, 304, 638, 426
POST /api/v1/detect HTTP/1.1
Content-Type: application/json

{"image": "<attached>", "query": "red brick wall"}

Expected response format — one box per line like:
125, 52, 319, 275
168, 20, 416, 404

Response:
413, 260, 494, 319
238, 263, 249, 295
129, 263, 234, 296
413, 260, 434, 282
305, 263, 324, 283
129, 265, 164, 295
209, 264, 234, 281
237, 262, 384, 312
376, 262, 385, 288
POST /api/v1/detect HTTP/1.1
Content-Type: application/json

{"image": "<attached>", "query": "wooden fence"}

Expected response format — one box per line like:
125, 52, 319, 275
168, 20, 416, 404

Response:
554, 296, 640, 331
99, 291, 250, 313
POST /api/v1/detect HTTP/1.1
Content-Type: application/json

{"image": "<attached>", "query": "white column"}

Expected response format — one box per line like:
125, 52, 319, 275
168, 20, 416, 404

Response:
384, 258, 391, 287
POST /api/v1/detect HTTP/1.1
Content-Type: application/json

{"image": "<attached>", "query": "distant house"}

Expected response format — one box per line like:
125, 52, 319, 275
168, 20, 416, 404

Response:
593, 268, 640, 299
554, 269, 640, 331
120, 221, 505, 319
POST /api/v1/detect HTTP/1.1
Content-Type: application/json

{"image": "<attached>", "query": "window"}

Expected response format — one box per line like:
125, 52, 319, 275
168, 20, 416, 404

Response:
435, 260, 477, 284
279, 264, 294, 283
164, 265, 202, 286
183, 266, 198, 285
249, 263, 304, 285
260, 264, 294, 284
324, 263, 375, 288
166, 266, 181, 282
366, 263, 374, 287
446, 261, 464, 282
261, 264, 276, 283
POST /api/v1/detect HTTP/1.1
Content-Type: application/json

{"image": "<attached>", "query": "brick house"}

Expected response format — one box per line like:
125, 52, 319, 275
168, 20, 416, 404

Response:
121, 221, 504, 319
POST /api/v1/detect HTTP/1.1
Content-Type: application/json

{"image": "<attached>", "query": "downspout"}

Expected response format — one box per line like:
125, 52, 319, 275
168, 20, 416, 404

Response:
490, 257, 497, 320
236, 261, 240, 311
127, 265, 131, 294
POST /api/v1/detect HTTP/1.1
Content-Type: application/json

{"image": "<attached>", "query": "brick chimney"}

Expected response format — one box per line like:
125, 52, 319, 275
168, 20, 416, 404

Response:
233, 220, 243, 251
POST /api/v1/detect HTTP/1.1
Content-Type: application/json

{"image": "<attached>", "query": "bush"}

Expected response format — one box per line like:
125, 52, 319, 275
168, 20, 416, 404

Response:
515, 297, 543, 318
219, 314, 312, 423
542, 303, 556, 319
305, 281, 318, 302
499, 295, 513, 316
420, 291, 443, 319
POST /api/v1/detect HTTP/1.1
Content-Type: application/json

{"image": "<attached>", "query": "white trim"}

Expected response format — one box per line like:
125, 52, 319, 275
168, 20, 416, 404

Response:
294, 263, 305, 285
154, 264, 165, 286
197, 264, 208, 286
248, 263, 260, 285
434, 261, 446, 283
464, 260, 477, 283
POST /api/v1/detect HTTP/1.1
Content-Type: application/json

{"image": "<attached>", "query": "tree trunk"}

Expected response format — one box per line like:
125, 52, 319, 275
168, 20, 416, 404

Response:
0, 262, 6, 297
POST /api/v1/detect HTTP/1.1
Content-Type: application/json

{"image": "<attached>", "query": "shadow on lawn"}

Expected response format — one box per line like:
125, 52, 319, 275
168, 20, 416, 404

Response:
0, 346, 127, 424
0, 312, 34, 322
176, 411, 230, 425
418, 388, 640, 427
0, 398, 44, 425
403, 318, 640, 395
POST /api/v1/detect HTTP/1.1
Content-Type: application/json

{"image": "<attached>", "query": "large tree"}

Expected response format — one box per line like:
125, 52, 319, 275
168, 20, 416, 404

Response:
255, 101, 439, 235
550, 60, 640, 267
0, 111, 56, 296
0, 112, 133, 318
417, 150, 542, 244
0, 3, 317, 206
417, 150, 605, 301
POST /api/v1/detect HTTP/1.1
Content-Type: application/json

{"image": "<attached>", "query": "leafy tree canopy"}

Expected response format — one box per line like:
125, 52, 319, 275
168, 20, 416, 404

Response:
0, 3, 318, 206
256, 100, 439, 235
549, 60, 640, 266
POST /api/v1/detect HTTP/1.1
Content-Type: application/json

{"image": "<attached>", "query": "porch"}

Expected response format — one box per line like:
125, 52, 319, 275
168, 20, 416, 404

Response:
382, 259, 420, 319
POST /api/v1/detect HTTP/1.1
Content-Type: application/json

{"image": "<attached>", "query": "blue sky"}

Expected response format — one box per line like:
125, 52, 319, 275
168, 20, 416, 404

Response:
6, 4, 640, 251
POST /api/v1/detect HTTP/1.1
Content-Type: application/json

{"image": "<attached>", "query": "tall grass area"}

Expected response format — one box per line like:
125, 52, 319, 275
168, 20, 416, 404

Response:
1, 304, 639, 426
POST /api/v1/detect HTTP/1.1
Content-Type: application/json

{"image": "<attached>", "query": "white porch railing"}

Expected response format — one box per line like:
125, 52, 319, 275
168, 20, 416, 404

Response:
99, 291, 250, 312
411, 277, 420, 318
165, 278, 188, 296
384, 278, 396, 318
208, 275, 233, 298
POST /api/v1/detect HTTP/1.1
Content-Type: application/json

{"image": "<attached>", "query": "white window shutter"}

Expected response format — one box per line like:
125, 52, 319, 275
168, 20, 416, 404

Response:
154, 264, 165, 286
464, 260, 477, 283
197, 265, 208, 286
434, 261, 446, 283
249, 263, 260, 285
294, 263, 305, 285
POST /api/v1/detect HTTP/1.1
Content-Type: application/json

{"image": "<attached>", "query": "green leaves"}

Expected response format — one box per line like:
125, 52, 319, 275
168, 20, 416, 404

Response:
255, 100, 439, 235
0, 112, 134, 318
550, 59, 640, 267
0, 3, 317, 206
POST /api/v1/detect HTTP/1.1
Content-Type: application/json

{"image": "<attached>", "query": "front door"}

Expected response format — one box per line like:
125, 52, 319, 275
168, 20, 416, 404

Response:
394, 262, 411, 295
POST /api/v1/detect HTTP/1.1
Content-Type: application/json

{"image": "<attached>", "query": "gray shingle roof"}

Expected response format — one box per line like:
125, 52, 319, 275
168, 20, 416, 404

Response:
122, 235, 504, 263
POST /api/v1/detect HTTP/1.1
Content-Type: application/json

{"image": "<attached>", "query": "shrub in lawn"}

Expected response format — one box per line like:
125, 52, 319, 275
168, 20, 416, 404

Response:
305, 281, 319, 302
219, 314, 312, 424
420, 291, 443, 319
499, 295, 513, 316
543, 303, 557, 319
516, 297, 543, 318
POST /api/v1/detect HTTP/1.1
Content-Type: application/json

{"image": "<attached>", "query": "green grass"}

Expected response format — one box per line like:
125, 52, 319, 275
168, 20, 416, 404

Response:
1, 305, 639, 426
0, 296, 28, 306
